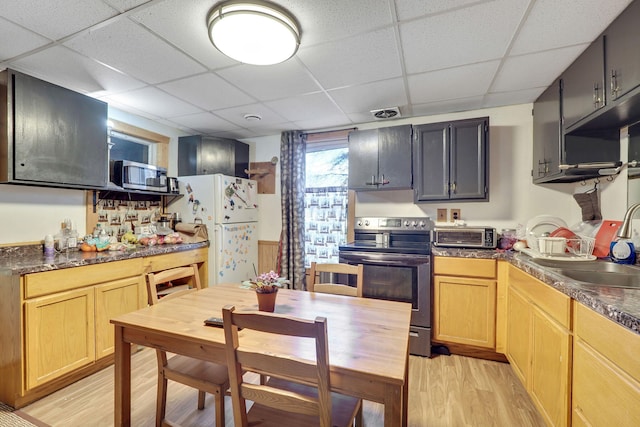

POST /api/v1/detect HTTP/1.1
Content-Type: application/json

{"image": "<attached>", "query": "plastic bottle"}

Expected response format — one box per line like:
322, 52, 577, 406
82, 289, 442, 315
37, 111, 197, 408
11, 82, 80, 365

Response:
610, 239, 636, 264
44, 234, 55, 256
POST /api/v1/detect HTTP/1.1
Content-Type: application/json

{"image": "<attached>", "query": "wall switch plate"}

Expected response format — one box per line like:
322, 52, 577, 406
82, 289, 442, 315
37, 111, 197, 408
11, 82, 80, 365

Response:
451, 209, 461, 221
437, 209, 447, 222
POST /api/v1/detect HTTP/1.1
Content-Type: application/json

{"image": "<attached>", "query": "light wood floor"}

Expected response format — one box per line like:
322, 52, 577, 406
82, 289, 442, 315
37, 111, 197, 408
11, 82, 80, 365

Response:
20, 348, 545, 426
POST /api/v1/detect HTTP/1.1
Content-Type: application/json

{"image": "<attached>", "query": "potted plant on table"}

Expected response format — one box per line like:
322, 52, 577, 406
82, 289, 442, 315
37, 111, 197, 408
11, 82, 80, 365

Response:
246, 271, 289, 312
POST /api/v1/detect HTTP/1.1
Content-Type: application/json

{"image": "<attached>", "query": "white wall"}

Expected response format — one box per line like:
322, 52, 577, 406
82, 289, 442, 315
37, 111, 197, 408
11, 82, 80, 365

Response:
0, 103, 630, 245
241, 103, 629, 241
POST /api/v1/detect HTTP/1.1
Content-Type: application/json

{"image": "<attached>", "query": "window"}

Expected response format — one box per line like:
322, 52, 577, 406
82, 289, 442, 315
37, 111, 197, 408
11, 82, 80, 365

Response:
109, 130, 157, 164
304, 132, 350, 268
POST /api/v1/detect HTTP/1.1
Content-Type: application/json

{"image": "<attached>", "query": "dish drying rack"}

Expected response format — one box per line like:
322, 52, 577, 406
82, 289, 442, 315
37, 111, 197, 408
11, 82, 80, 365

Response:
522, 235, 596, 261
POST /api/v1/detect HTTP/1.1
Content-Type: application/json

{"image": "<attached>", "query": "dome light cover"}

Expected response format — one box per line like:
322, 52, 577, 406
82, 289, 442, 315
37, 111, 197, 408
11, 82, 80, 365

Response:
207, 1, 301, 65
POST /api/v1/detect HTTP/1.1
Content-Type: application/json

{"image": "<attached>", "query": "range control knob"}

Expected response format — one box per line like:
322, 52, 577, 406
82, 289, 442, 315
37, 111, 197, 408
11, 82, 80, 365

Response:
411, 221, 418, 227
364, 219, 370, 226
357, 220, 363, 227
419, 220, 426, 228
404, 220, 410, 227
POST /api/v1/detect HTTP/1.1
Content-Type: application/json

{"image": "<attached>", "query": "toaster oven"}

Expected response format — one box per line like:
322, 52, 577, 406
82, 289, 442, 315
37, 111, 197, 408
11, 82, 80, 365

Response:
432, 226, 497, 249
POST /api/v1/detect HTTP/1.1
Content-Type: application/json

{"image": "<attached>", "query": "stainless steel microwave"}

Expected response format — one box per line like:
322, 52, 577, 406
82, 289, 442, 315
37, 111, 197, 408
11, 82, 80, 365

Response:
111, 160, 167, 192
432, 226, 497, 249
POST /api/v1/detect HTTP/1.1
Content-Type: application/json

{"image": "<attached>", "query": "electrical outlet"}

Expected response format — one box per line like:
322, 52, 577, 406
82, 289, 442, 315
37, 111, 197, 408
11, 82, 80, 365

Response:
451, 209, 461, 222
437, 209, 447, 222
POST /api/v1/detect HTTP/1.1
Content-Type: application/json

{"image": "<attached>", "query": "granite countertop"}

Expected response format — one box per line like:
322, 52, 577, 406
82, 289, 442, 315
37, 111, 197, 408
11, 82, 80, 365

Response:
432, 247, 640, 336
0, 241, 209, 276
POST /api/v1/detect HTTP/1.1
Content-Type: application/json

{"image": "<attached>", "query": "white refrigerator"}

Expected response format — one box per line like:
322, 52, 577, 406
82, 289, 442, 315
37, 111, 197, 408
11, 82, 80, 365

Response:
170, 174, 259, 285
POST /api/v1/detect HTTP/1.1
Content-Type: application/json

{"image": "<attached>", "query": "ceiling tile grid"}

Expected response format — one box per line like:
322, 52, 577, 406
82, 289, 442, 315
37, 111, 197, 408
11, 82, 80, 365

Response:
0, 0, 635, 138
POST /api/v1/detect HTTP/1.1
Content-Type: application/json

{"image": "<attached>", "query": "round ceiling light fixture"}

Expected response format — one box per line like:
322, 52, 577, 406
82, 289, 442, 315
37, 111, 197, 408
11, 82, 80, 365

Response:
207, 1, 301, 66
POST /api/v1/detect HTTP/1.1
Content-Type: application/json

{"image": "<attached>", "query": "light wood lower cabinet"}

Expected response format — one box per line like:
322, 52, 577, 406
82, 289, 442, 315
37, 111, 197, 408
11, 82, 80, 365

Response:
572, 301, 640, 426
505, 265, 571, 427
24, 287, 96, 389
433, 257, 497, 348
0, 247, 207, 408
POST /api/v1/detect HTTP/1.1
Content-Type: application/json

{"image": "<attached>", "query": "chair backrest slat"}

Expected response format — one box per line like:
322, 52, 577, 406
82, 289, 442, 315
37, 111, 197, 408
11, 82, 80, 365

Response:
308, 262, 364, 297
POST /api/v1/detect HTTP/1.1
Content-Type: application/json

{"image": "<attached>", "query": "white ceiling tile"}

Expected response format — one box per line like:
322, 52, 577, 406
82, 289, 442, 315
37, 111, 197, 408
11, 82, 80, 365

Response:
265, 92, 346, 122
103, 86, 203, 118
64, 18, 205, 84
329, 78, 408, 114
400, 0, 529, 74
297, 27, 402, 89
511, 0, 633, 55
394, 0, 489, 21
277, 0, 394, 46
216, 59, 323, 101
212, 103, 288, 128
412, 96, 486, 117
408, 61, 501, 104
483, 88, 542, 108
0, 0, 118, 40
166, 112, 241, 134
158, 73, 255, 111
492, 45, 588, 92
103, 0, 150, 13
10, 45, 146, 95
293, 114, 354, 132
0, 18, 50, 61
130, 0, 237, 70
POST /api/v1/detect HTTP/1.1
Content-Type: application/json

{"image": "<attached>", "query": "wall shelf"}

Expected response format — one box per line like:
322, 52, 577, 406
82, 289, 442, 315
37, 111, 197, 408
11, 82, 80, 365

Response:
92, 188, 183, 212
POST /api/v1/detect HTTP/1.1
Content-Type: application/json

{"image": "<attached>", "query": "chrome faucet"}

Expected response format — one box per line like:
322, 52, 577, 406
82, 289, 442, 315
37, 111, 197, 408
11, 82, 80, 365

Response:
617, 202, 640, 239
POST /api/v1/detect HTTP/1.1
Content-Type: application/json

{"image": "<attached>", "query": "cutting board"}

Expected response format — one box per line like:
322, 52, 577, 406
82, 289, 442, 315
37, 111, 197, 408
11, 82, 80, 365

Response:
593, 220, 622, 258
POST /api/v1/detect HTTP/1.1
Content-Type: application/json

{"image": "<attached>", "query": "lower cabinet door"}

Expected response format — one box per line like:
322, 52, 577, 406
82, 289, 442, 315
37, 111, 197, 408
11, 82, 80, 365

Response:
433, 275, 496, 348
95, 277, 144, 359
573, 340, 640, 427
529, 307, 571, 427
24, 288, 95, 389
506, 286, 531, 385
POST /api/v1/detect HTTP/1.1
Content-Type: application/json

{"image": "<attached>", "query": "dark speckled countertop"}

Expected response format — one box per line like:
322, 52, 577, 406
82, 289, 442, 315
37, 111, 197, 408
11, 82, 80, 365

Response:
0, 241, 209, 276
432, 246, 640, 336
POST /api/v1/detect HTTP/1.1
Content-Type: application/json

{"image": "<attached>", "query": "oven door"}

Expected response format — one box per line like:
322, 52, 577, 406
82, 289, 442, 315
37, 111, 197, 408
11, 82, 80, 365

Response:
338, 251, 431, 328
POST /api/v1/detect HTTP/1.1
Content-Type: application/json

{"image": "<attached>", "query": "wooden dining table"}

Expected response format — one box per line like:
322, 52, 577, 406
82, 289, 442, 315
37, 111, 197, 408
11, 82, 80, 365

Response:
111, 283, 412, 426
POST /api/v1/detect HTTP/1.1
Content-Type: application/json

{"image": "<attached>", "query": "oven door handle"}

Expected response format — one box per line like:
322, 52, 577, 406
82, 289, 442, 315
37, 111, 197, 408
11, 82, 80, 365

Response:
348, 257, 428, 266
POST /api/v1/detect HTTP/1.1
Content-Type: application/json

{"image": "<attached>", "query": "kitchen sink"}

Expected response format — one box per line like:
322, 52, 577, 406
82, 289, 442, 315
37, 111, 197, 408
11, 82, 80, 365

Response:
556, 269, 640, 289
531, 258, 640, 274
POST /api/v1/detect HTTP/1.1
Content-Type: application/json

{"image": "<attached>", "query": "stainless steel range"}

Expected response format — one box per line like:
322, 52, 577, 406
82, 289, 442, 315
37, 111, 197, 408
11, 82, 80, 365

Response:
339, 217, 434, 357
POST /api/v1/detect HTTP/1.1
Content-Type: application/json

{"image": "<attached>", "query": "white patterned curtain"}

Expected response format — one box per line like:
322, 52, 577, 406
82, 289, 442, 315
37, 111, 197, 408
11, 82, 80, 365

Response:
279, 131, 307, 290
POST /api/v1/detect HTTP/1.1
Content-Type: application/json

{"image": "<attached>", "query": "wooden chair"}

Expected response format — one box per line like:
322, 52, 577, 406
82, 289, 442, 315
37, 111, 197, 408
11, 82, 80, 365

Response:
222, 305, 363, 427
308, 262, 364, 297
146, 264, 230, 427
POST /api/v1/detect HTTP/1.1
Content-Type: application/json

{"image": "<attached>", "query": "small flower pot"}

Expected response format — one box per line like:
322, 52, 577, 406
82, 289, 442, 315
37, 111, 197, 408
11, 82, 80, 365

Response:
256, 289, 278, 312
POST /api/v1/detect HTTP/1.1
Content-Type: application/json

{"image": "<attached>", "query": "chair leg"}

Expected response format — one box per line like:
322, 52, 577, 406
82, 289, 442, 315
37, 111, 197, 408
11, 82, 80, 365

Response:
156, 374, 168, 427
355, 402, 363, 427
215, 388, 225, 427
197, 390, 206, 410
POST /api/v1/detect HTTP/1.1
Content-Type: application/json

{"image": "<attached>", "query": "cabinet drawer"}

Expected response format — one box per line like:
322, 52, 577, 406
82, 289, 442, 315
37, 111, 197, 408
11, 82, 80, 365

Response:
24, 258, 144, 299
144, 248, 207, 273
574, 301, 640, 381
508, 266, 571, 328
434, 257, 496, 278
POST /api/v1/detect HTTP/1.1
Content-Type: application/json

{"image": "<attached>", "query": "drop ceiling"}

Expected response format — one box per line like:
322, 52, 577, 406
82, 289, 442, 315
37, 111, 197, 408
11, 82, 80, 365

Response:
0, 0, 634, 139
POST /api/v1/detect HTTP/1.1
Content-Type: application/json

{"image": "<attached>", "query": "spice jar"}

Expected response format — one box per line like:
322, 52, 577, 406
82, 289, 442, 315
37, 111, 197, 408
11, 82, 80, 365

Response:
498, 229, 517, 250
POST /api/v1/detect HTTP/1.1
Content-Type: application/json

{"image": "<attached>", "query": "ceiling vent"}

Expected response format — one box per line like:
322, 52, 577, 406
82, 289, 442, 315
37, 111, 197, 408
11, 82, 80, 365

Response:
370, 107, 401, 120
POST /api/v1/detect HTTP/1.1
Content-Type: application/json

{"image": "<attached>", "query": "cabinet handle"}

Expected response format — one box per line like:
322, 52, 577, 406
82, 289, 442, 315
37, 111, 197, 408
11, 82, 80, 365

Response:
611, 70, 620, 99
379, 174, 389, 185
451, 182, 457, 194
366, 175, 377, 186
593, 83, 601, 108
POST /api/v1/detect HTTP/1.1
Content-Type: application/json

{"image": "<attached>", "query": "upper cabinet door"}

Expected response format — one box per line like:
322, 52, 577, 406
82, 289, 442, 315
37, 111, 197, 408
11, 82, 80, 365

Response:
450, 118, 487, 200
348, 129, 379, 190
606, 0, 640, 102
413, 122, 449, 201
532, 79, 562, 183
377, 125, 412, 190
562, 37, 606, 130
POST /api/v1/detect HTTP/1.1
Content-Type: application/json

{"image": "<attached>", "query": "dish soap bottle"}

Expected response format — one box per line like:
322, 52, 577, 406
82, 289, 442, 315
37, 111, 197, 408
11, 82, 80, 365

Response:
610, 238, 636, 264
